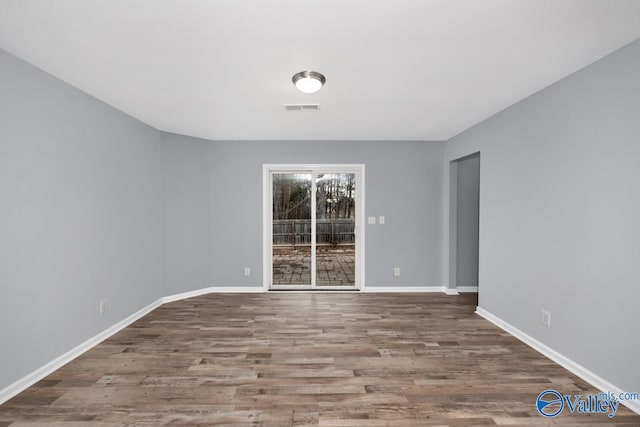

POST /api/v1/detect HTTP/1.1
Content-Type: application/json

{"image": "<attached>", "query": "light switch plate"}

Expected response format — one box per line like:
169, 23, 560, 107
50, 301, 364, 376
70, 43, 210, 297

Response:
379, 216, 385, 224
368, 216, 376, 224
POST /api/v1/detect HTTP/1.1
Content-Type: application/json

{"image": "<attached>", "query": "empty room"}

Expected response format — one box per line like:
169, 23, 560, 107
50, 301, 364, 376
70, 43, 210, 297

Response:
1, 1, 639, 425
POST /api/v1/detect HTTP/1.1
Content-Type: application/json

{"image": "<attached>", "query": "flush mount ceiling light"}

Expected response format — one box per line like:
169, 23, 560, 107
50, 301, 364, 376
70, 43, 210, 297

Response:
292, 71, 326, 94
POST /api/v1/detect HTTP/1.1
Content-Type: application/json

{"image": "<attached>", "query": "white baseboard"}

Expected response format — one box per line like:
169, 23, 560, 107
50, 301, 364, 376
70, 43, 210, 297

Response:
365, 286, 445, 293
162, 286, 264, 303
475, 307, 640, 415
0, 298, 163, 405
444, 286, 479, 295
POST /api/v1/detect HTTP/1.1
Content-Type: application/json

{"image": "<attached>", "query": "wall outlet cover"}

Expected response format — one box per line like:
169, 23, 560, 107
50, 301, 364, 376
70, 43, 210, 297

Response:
541, 310, 551, 327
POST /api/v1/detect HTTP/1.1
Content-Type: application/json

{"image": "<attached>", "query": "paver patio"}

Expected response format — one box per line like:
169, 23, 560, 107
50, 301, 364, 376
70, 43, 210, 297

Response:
272, 246, 355, 286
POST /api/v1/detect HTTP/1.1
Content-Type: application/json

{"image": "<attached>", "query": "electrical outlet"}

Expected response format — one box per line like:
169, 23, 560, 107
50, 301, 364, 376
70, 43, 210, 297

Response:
368, 216, 376, 225
394, 267, 400, 276
379, 216, 385, 224
541, 310, 551, 327
99, 299, 108, 315
244, 267, 251, 276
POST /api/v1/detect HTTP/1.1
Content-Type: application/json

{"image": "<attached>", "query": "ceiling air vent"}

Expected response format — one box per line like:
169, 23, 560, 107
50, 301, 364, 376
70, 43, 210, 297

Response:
284, 104, 320, 111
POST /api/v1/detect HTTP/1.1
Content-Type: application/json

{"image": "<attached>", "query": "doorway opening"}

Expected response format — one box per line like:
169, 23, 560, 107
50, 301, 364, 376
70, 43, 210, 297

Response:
263, 165, 365, 290
449, 153, 480, 303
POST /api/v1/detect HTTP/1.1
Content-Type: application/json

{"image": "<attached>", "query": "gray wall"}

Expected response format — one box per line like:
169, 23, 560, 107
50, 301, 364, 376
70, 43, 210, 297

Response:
161, 136, 446, 294
445, 39, 640, 392
455, 154, 480, 286
0, 50, 164, 390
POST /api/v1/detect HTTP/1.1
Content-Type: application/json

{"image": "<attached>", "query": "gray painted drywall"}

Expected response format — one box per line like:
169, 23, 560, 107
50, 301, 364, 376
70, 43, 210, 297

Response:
0, 49, 163, 390
445, 39, 640, 392
161, 137, 445, 293
455, 154, 480, 287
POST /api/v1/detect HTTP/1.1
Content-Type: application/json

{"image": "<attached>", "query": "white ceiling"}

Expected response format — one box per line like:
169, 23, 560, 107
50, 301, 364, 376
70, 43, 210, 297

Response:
1, 1, 640, 141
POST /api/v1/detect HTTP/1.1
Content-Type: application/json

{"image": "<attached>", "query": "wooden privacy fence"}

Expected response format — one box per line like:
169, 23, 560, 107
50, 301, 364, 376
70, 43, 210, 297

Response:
273, 219, 355, 246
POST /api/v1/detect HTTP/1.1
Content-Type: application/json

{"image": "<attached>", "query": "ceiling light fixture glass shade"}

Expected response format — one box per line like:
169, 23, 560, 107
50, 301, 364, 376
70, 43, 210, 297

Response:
292, 71, 326, 94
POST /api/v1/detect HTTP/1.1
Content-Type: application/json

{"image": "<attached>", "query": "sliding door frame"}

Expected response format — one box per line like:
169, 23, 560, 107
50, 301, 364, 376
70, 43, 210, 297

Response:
263, 164, 365, 291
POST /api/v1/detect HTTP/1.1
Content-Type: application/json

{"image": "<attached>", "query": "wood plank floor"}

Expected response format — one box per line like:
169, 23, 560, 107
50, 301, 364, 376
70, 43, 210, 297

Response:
1, 293, 637, 426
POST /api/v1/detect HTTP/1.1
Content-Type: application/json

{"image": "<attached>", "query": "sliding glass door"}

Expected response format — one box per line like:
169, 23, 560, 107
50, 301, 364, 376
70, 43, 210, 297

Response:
266, 165, 363, 290
271, 173, 312, 286
315, 173, 356, 286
